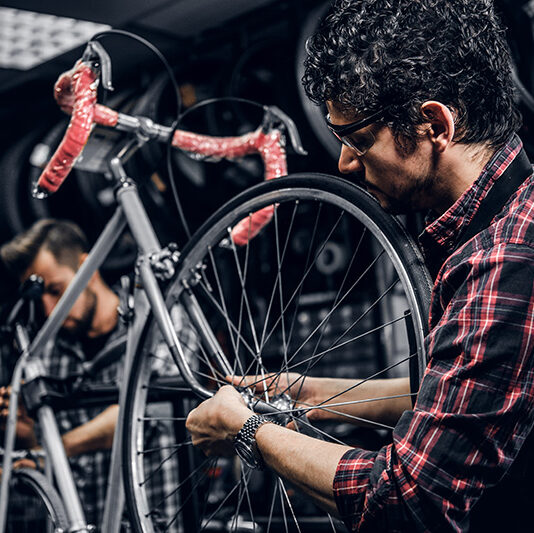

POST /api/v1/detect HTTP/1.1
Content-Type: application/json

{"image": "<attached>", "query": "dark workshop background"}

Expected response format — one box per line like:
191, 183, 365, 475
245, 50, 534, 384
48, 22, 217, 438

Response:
0, 0, 533, 283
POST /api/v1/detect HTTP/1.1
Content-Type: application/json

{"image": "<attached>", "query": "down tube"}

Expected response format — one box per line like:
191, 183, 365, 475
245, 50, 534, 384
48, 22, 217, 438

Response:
116, 181, 213, 400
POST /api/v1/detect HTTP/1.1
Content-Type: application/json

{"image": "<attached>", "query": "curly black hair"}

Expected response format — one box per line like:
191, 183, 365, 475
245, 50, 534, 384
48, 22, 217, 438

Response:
303, 0, 522, 150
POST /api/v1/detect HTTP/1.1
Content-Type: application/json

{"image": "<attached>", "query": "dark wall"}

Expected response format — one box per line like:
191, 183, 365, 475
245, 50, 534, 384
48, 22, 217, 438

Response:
0, 0, 339, 280
1, 0, 533, 282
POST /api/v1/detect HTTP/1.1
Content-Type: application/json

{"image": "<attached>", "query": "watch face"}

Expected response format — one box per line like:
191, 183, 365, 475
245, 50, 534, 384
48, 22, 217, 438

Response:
235, 440, 260, 469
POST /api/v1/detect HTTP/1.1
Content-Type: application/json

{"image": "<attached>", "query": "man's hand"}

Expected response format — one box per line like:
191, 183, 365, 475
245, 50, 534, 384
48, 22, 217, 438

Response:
186, 382, 349, 516
186, 386, 253, 457
0, 386, 37, 448
230, 373, 412, 427
230, 373, 337, 422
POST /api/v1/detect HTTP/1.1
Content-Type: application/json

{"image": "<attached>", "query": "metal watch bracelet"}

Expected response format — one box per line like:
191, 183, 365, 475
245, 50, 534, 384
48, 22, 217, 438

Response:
234, 414, 280, 470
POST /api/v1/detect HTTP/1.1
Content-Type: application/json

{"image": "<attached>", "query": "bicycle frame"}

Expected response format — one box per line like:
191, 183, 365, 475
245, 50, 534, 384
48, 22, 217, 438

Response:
0, 136, 291, 532
0, 143, 215, 532
0, 38, 307, 533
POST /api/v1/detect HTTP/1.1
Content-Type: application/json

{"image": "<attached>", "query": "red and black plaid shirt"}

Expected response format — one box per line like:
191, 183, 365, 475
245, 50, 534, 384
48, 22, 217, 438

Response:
334, 135, 534, 532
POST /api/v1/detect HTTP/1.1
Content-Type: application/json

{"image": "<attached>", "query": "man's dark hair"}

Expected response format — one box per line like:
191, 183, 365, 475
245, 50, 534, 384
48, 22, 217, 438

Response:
0, 219, 89, 280
303, 0, 522, 150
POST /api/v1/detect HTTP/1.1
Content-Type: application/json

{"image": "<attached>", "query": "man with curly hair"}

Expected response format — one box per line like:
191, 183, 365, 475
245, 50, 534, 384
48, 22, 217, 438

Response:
186, 1, 534, 530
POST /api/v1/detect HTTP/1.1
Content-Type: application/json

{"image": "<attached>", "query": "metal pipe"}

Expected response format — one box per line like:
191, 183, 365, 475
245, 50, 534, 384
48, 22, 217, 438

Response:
117, 179, 213, 399
101, 287, 152, 532
138, 259, 212, 400
38, 406, 91, 532
0, 325, 30, 533
115, 179, 161, 255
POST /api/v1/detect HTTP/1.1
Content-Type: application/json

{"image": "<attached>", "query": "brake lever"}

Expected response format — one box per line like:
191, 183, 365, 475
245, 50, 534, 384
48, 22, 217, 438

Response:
5, 275, 44, 327
262, 105, 308, 156
82, 40, 114, 92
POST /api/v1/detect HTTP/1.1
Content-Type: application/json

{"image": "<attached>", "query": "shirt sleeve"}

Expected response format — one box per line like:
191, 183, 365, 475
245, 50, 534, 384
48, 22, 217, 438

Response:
334, 242, 534, 532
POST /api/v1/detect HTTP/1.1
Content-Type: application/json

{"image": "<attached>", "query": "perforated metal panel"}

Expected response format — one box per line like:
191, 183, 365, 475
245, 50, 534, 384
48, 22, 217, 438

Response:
0, 7, 109, 70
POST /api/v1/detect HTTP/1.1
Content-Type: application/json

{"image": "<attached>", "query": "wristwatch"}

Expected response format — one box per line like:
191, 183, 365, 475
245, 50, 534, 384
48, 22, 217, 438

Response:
234, 414, 277, 470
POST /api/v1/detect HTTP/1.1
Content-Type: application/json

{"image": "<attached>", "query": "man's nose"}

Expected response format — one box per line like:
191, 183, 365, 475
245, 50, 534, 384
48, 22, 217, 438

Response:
338, 145, 364, 175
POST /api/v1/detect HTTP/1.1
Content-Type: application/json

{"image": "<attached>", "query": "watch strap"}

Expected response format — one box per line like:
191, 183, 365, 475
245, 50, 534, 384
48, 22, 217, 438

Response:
234, 414, 279, 469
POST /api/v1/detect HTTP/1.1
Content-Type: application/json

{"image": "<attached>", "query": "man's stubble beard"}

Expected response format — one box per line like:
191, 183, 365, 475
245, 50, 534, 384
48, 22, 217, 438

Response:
64, 288, 98, 339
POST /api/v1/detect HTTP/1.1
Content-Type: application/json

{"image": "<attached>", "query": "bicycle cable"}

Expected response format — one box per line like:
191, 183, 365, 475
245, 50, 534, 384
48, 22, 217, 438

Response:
169, 96, 267, 240
83, 32, 270, 242
89, 30, 194, 241
90, 29, 182, 113
175, 96, 264, 121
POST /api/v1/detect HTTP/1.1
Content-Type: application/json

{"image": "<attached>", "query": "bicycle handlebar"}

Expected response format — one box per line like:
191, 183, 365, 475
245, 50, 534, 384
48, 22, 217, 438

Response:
35, 45, 306, 245
172, 127, 286, 245
35, 60, 99, 197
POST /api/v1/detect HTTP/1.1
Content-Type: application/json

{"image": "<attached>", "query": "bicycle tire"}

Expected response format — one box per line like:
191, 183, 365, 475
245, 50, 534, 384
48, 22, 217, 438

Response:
123, 174, 432, 533
0, 126, 51, 241
6, 467, 69, 533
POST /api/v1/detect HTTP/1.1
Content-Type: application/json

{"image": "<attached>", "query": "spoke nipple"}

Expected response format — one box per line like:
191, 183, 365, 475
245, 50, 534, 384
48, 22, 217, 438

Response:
219, 237, 232, 249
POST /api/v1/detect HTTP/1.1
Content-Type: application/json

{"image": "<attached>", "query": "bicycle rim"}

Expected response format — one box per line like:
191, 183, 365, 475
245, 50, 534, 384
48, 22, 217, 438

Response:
6, 468, 69, 533
123, 174, 431, 533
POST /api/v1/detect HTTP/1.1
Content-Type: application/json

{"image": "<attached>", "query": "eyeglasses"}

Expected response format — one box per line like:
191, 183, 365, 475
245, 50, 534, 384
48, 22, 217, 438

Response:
325, 105, 392, 156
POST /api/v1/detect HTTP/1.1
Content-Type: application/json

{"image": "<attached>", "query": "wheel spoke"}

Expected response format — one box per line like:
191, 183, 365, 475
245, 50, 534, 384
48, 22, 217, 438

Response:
200, 469, 247, 531
139, 446, 181, 487
230, 466, 255, 532
283, 312, 407, 373
234, 208, 348, 384
283, 201, 324, 373
139, 441, 194, 455
196, 277, 257, 362
124, 179, 429, 532
207, 245, 243, 374
237, 278, 402, 397
158, 456, 217, 529
278, 478, 302, 533
266, 477, 280, 533
291, 227, 367, 408
138, 416, 188, 422
284, 248, 387, 367
228, 224, 261, 357
255, 202, 299, 399
259, 207, 346, 358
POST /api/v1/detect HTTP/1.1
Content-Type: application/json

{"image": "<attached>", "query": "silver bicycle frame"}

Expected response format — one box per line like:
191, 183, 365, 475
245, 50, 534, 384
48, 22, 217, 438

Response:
0, 208, 127, 533
0, 148, 223, 532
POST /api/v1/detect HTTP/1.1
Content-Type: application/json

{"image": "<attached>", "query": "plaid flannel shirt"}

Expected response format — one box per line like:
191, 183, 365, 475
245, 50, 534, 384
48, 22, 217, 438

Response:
334, 135, 534, 532
37, 302, 198, 530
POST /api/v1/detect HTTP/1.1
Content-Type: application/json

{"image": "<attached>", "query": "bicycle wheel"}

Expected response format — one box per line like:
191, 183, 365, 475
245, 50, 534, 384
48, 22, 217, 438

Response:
6, 467, 69, 533
123, 174, 432, 532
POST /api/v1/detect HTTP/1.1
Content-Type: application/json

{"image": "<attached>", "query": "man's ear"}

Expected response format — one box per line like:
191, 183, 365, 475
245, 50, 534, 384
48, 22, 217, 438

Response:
78, 252, 99, 288
77, 252, 88, 269
420, 101, 455, 152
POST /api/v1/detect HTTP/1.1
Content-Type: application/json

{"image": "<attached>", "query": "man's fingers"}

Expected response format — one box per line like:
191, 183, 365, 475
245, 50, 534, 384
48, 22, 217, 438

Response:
227, 373, 281, 392
227, 375, 266, 389
13, 458, 37, 470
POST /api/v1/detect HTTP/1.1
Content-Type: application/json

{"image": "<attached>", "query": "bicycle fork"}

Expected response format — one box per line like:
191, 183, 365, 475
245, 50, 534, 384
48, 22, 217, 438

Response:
115, 172, 300, 426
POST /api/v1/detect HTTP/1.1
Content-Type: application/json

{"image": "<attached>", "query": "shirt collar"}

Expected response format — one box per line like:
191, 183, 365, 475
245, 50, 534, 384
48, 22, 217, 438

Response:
420, 134, 523, 258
